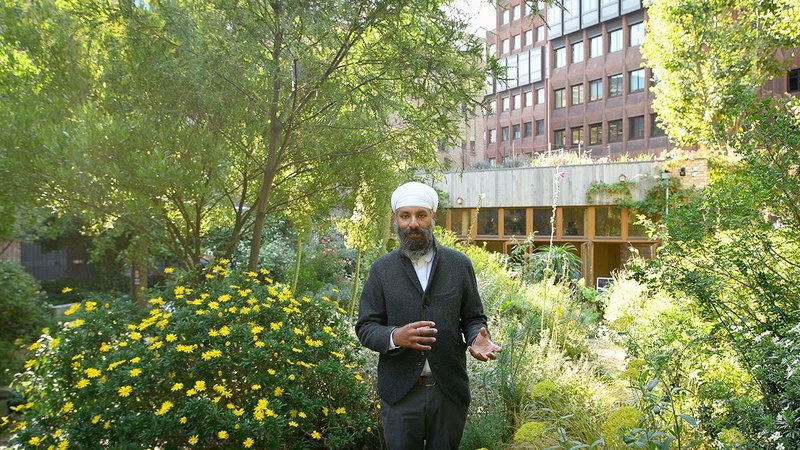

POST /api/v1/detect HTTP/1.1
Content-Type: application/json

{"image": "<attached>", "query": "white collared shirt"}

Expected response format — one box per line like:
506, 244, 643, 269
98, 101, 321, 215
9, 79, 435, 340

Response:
389, 250, 435, 376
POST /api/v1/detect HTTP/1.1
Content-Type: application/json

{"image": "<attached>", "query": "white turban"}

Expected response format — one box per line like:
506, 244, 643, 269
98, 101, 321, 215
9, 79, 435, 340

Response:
391, 182, 439, 212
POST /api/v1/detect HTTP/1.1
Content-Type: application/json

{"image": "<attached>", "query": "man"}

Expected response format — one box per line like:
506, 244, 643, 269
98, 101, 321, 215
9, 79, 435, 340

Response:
356, 181, 501, 450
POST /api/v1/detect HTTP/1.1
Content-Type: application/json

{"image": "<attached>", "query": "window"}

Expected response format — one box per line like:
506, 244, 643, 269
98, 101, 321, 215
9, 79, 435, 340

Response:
502, 126, 510, 141
478, 209, 499, 236
589, 123, 602, 145
470, 140, 476, 153
436, 139, 446, 152
589, 79, 603, 101
608, 119, 623, 142
630, 22, 644, 47
488, 43, 496, 57
513, 34, 521, 50
595, 206, 621, 237
536, 26, 545, 41
629, 115, 644, 139
525, 90, 533, 106
554, 129, 566, 148
789, 69, 800, 92
589, 35, 603, 58
536, 88, 545, 104
554, 88, 566, 108
488, 129, 496, 143
570, 126, 583, 146
512, 4, 520, 21
502, 39, 510, 54
651, 114, 666, 137
536, 119, 545, 135
562, 207, 585, 236
513, 124, 521, 140
524, 121, 533, 137
554, 47, 566, 68
629, 68, 645, 93
513, 94, 521, 109
533, 209, 553, 236
628, 210, 647, 237
609, 28, 623, 52
524, 30, 533, 46
608, 73, 623, 97
450, 208, 469, 235
502, 9, 510, 25
572, 41, 584, 63
571, 83, 584, 105
502, 96, 510, 111
504, 209, 527, 236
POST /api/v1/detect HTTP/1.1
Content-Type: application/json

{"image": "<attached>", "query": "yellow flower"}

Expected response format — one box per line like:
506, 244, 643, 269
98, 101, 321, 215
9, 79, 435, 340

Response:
251, 384, 261, 390
28, 436, 42, 445
129, 368, 142, 377
171, 383, 184, 391
84, 301, 97, 312
92, 415, 101, 424
28, 342, 41, 350
67, 319, 85, 329
188, 435, 198, 445
194, 380, 206, 391
255, 341, 265, 347
180, 416, 187, 424
176, 344, 195, 353
201, 349, 223, 361
62, 402, 74, 413
61, 287, 73, 293
24, 359, 36, 369
156, 401, 173, 415
335, 407, 346, 415
311, 431, 322, 440
243, 437, 254, 448
76, 379, 90, 389
118, 385, 133, 397
219, 326, 231, 336
270, 322, 282, 331
58, 440, 69, 450
289, 421, 298, 427
130, 332, 142, 340
267, 369, 276, 375
166, 333, 178, 342
274, 387, 284, 397
99, 342, 112, 352
298, 411, 307, 418
63, 304, 80, 316
218, 430, 229, 439
163, 267, 174, 274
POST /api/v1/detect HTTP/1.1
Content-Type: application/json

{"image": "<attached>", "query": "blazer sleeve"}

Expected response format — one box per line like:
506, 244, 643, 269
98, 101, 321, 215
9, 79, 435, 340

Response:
355, 266, 396, 355
461, 258, 489, 347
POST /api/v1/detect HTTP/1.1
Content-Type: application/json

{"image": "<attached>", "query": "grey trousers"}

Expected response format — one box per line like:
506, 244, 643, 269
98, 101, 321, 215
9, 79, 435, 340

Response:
381, 381, 469, 450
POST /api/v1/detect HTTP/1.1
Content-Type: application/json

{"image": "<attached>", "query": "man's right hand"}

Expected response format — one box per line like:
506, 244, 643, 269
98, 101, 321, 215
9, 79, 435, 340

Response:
392, 321, 437, 350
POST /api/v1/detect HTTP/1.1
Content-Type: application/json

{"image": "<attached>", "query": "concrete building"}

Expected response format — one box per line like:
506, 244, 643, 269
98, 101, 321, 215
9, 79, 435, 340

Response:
434, 158, 709, 286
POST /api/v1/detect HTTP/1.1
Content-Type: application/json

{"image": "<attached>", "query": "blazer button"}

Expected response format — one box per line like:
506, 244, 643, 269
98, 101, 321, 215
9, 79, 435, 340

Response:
420, 351, 426, 355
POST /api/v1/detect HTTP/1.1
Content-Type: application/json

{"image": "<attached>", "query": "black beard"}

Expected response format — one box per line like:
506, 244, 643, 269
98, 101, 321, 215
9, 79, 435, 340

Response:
396, 222, 435, 260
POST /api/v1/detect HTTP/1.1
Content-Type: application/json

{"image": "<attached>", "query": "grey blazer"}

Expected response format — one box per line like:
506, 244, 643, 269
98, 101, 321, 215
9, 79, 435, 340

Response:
355, 242, 488, 407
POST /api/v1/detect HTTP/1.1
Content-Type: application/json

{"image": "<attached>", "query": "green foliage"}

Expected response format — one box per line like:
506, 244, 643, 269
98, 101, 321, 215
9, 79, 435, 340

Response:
0, 261, 52, 386
510, 239, 582, 286
600, 407, 642, 449
3, 264, 374, 449
1, 0, 490, 271
586, 180, 636, 204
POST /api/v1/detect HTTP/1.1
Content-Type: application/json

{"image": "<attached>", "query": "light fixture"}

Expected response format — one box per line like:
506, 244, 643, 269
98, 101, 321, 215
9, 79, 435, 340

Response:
618, 174, 627, 182
661, 169, 670, 180
456, 197, 463, 205
679, 167, 686, 176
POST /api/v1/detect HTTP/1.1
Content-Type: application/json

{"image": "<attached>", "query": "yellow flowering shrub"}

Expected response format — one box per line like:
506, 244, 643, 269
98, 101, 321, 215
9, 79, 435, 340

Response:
4, 264, 373, 449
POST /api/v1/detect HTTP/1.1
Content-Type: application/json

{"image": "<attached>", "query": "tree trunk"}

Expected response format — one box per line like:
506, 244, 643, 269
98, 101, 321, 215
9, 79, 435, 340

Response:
348, 249, 362, 317
292, 228, 303, 292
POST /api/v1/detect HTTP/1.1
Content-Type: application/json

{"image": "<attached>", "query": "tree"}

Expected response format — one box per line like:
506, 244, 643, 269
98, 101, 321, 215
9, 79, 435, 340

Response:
642, 0, 800, 443
1, 0, 491, 274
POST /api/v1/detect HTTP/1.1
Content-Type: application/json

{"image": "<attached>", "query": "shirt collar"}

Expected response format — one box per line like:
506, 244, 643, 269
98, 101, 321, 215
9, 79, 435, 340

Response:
412, 249, 435, 267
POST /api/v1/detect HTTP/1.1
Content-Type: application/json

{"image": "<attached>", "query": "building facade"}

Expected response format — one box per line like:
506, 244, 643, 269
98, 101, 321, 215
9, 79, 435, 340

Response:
433, 158, 709, 286
484, 0, 670, 165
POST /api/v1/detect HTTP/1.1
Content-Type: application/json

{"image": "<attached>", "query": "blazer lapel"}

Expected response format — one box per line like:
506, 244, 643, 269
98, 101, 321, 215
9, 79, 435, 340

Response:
399, 255, 424, 295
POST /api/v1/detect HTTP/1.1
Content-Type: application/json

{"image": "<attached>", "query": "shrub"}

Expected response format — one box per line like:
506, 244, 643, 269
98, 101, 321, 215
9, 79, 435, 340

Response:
600, 406, 642, 449
0, 261, 52, 386
3, 263, 374, 449
514, 420, 547, 442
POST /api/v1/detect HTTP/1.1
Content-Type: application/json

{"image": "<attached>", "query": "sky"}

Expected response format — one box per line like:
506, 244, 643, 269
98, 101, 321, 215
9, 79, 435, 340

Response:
449, 0, 497, 36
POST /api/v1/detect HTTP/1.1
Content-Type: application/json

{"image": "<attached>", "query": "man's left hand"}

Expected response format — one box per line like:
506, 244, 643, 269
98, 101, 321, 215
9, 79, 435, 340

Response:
468, 327, 501, 362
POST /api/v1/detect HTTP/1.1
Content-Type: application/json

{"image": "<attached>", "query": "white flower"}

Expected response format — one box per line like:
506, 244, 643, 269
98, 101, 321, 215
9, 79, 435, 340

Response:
769, 431, 781, 441
776, 443, 785, 450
